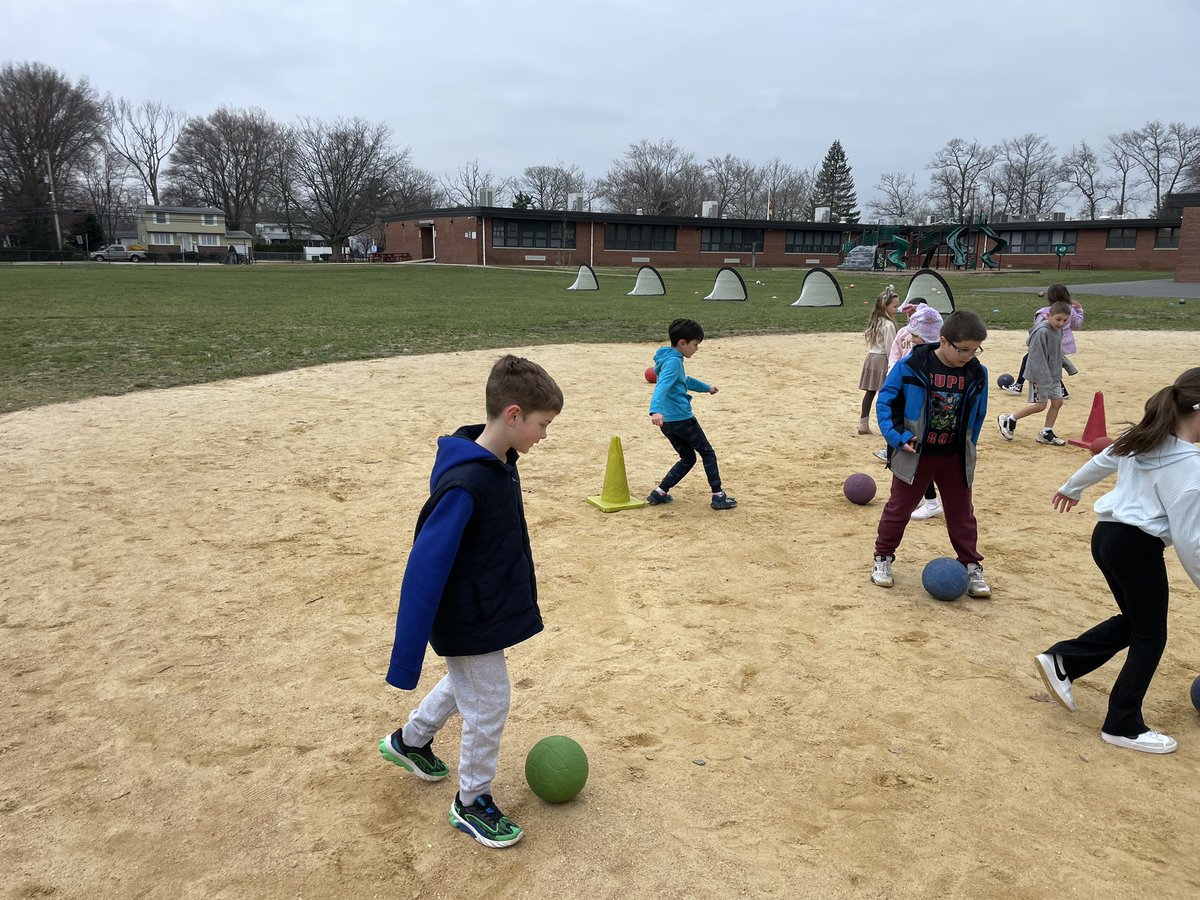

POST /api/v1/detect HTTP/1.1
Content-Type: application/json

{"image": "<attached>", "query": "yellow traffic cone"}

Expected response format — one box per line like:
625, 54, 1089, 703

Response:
586, 436, 645, 512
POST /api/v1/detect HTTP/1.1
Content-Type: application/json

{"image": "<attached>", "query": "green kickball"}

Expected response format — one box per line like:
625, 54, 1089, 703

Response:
524, 735, 588, 803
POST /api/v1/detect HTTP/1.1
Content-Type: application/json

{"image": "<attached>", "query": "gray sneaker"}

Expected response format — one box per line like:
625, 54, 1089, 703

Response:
870, 555, 894, 588
966, 562, 991, 598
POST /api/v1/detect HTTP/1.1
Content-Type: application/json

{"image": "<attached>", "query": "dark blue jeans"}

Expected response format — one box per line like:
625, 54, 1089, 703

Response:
657, 417, 722, 494
1047, 522, 1168, 737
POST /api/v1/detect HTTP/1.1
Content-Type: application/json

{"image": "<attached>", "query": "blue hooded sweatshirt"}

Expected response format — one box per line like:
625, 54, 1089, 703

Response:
385, 425, 542, 689
649, 346, 711, 422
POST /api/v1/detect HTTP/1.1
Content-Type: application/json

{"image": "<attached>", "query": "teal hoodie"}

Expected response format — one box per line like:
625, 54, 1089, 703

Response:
649, 346, 711, 422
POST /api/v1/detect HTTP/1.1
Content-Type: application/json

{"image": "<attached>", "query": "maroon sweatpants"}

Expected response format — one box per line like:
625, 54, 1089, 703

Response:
874, 452, 981, 564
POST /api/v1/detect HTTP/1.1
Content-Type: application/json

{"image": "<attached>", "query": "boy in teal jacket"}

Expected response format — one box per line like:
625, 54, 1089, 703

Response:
647, 318, 737, 510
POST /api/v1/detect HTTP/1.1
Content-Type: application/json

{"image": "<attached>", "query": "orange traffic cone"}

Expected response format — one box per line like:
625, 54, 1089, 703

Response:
1068, 392, 1108, 449
586, 436, 645, 512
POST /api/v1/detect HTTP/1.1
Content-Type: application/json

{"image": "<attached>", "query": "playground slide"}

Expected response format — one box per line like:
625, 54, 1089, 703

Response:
945, 225, 969, 268
978, 225, 1009, 269
886, 234, 910, 270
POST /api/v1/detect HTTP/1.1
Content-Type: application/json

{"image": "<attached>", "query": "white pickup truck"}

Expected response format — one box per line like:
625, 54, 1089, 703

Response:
90, 244, 145, 262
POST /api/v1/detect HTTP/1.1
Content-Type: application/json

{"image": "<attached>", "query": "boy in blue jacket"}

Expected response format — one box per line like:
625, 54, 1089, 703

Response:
380, 355, 563, 849
871, 310, 992, 598
646, 318, 737, 510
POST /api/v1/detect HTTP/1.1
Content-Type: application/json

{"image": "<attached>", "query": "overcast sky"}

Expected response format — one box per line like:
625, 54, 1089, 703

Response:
3, 0, 1198, 210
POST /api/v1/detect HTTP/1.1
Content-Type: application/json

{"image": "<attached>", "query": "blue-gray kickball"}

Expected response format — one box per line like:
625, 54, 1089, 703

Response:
922, 557, 968, 601
1191, 675, 1200, 713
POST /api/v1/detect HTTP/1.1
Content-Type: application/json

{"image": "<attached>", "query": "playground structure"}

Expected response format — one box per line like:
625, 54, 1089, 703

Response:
848, 221, 1012, 272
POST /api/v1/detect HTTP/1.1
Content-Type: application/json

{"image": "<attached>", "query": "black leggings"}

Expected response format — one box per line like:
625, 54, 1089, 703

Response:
860, 390, 876, 418
1046, 522, 1169, 737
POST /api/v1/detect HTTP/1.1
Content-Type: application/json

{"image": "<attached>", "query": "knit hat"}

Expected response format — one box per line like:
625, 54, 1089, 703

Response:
908, 305, 944, 344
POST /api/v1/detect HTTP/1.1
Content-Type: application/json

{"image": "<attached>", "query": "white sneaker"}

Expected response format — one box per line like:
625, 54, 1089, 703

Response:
1034, 652, 1076, 711
873, 449, 889, 462
1001, 383, 1024, 395
997, 415, 1016, 441
1100, 730, 1177, 754
910, 498, 943, 520
965, 562, 991, 598
870, 555, 894, 588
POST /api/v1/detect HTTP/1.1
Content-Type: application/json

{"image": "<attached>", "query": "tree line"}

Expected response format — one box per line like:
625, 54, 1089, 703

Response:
2, 59, 1198, 253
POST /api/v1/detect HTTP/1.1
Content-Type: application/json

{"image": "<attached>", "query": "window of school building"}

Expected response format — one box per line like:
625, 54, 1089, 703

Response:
604, 223, 677, 251
1106, 227, 1138, 249
1155, 226, 1180, 249
491, 219, 576, 249
700, 226, 764, 253
996, 229, 1077, 254
784, 229, 842, 254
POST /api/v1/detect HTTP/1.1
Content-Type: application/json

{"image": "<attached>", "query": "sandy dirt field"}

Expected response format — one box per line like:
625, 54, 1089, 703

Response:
3, 330, 1200, 900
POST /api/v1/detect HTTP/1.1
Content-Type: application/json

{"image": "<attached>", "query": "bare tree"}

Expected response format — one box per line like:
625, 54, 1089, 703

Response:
988, 133, 1067, 218
1103, 138, 1146, 216
704, 154, 760, 218
1112, 121, 1200, 216
165, 107, 280, 229
388, 160, 444, 212
597, 139, 706, 216
0, 61, 106, 248
107, 98, 183, 205
77, 144, 138, 245
757, 157, 814, 221
1060, 142, 1115, 219
517, 163, 588, 210
292, 116, 405, 259
441, 158, 511, 207
866, 172, 924, 222
926, 138, 997, 221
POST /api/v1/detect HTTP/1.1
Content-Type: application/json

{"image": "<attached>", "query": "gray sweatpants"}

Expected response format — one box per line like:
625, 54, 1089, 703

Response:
401, 650, 510, 805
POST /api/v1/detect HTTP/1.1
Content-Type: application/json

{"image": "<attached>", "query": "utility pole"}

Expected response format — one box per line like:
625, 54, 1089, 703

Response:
45, 151, 63, 250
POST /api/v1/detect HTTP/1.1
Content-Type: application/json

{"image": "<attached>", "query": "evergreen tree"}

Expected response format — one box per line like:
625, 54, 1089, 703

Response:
813, 140, 860, 223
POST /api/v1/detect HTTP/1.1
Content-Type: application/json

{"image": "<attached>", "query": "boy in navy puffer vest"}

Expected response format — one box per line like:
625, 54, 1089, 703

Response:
380, 355, 563, 849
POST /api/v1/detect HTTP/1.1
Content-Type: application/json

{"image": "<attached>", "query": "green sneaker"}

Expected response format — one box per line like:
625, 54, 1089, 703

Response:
378, 731, 449, 782
450, 793, 523, 848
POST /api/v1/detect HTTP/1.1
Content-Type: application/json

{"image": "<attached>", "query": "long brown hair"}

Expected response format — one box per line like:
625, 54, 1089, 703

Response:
865, 285, 898, 346
1109, 367, 1200, 457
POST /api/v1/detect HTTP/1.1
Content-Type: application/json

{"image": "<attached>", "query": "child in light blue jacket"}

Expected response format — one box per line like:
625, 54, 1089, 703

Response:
647, 318, 737, 510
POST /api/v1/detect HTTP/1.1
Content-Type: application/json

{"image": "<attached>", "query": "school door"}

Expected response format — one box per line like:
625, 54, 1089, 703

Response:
420, 226, 434, 259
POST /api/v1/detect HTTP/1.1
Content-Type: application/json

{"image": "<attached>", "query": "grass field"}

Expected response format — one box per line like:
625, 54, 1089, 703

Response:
0, 263, 1192, 413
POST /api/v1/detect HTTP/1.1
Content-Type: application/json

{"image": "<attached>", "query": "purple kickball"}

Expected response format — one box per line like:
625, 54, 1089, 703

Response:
843, 473, 876, 505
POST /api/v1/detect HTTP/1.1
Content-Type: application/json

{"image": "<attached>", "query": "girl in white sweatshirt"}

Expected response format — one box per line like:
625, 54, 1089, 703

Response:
1034, 367, 1200, 754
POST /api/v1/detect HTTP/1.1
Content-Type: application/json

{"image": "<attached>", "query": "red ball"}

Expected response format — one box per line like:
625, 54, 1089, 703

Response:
644, 366, 657, 384
1089, 436, 1113, 455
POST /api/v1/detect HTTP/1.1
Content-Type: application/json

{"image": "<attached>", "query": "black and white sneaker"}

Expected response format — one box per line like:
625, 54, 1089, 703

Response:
1002, 383, 1024, 395
1034, 652, 1076, 712
997, 415, 1016, 441
1037, 429, 1066, 446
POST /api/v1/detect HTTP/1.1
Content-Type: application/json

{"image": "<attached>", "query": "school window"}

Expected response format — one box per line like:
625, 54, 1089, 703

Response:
153, 211, 170, 225
700, 227, 764, 253
148, 232, 174, 245
784, 229, 841, 254
201, 214, 216, 227
198, 233, 220, 246
603, 223, 677, 251
1154, 227, 1180, 249
491, 219, 576, 249
997, 229, 1076, 255
1106, 227, 1137, 249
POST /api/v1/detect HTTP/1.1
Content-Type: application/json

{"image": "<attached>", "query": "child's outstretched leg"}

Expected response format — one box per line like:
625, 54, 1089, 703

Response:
379, 674, 454, 781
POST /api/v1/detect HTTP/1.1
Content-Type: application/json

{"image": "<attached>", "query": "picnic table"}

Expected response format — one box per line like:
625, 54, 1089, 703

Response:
369, 252, 412, 263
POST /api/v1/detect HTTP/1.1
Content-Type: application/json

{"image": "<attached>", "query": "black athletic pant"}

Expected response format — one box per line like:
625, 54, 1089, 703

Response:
1046, 522, 1169, 738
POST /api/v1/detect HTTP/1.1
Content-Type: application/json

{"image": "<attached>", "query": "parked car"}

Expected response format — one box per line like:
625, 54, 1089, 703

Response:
90, 244, 145, 262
